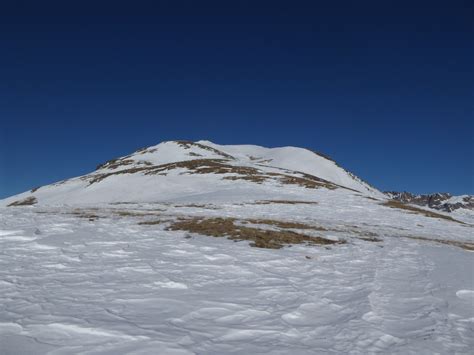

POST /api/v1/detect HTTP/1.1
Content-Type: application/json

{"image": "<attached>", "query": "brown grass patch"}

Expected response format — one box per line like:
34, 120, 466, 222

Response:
8, 196, 38, 207
138, 219, 172, 225
165, 217, 341, 249
224, 170, 340, 190
96, 158, 154, 171
382, 200, 466, 224
364, 196, 380, 201
279, 175, 337, 190
90, 159, 244, 184
114, 210, 164, 217
88, 157, 343, 192
173, 204, 220, 209
96, 158, 135, 170
70, 211, 100, 220
254, 200, 318, 205
89, 166, 153, 184
175, 141, 235, 159
359, 236, 383, 242
222, 175, 269, 183
243, 218, 327, 230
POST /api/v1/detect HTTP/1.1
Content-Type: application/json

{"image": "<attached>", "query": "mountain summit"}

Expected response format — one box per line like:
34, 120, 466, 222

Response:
2, 140, 383, 206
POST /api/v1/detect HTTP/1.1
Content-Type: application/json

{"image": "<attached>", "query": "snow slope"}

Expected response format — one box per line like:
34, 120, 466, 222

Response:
198, 140, 377, 194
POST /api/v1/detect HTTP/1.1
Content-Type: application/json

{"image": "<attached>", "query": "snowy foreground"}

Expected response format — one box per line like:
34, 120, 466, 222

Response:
1, 192, 473, 354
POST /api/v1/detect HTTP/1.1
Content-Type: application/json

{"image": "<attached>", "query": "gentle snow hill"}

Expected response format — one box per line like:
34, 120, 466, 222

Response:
0, 140, 384, 206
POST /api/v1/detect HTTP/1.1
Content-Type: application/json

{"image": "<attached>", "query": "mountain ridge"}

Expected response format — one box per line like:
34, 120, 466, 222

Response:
2, 140, 472, 217
1, 140, 383, 206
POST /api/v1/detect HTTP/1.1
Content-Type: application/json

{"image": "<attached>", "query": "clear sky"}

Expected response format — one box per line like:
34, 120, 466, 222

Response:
0, 0, 472, 198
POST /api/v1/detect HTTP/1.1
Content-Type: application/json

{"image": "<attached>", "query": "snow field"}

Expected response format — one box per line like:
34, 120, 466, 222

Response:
0, 200, 472, 354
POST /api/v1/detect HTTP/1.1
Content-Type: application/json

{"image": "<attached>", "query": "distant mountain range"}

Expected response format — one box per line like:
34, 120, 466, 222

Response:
385, 192, 473, 212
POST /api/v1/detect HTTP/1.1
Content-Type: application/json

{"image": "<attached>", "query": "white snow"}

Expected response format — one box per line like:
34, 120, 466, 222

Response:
128, 141, 230, 168
0, 140, 385, 207
456, 290, 474, 301
0, 188, 473, 354
198, 140, 380, 195
446, 195, 471, 204
0, 140, 472, 353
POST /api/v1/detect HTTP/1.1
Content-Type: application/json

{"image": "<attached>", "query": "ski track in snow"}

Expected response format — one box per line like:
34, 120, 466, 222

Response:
0, 204, 473, 355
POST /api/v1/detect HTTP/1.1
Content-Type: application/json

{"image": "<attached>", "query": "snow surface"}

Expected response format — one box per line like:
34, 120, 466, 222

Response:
446, 195, 471, 204
1, 187, 473, 354
1, 140, 473, 353
123, 141, 231, 169
198, 140, 378, 195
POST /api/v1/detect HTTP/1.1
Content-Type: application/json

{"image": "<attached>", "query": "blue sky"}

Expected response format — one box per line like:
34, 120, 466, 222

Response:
0, 0, 472, 198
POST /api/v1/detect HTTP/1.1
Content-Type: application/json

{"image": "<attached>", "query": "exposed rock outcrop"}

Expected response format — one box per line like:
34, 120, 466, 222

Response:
385, 191, 474, 212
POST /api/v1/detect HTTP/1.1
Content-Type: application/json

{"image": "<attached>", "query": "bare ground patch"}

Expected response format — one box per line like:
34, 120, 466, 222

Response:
174, 140, 236, 159
7, 196, 38, 207
278, 174, 338, 190
90, 159, 235, 184
253, 200, 318, 205
358, 236, 383, 242
363, 196, 380, 201
69, 210, 100, 221
242, 218, 327, 230
138, 218, 174, 225
114, 210, 165, 217
96, 158, 135, 170
88, 157, 342, 191
173, 204, 221, 210
222, 175, 269, 183
223, 171, 339, 190
165, 217, 343, 249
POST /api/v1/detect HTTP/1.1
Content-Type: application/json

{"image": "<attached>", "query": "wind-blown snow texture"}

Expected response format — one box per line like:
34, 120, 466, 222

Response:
1, 140, 473, 354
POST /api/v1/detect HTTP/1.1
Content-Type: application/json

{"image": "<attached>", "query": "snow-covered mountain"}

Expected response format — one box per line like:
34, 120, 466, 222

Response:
1, 140, 383, 206
1, 140, 473, 354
